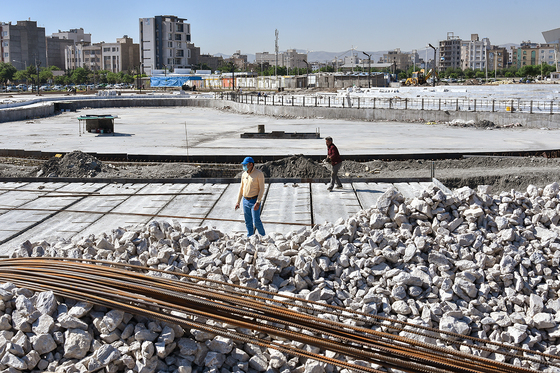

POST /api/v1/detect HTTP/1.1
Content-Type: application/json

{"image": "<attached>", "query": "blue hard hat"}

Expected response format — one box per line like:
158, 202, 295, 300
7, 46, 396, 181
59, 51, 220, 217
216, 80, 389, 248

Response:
241, 157, 254, 165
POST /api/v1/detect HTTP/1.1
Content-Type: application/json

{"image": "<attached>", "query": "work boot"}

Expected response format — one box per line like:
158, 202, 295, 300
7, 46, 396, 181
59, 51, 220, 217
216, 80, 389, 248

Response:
327, 186, 333, 192
335, 185, 343, 189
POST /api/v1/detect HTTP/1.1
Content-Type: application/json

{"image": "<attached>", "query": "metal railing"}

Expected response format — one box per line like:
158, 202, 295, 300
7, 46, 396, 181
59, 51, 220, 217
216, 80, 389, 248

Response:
221, 92, 560, 114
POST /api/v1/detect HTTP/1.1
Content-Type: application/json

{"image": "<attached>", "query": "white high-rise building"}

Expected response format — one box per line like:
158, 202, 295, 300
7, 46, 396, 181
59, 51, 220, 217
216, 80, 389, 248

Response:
460, 34, 491, 71
139, 15, 191, 76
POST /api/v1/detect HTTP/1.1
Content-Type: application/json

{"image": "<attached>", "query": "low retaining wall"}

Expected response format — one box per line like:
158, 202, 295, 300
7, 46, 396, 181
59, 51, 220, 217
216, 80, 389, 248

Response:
2, 96, 560, 128
0, 103, 55, 122
228, 101, 560, 128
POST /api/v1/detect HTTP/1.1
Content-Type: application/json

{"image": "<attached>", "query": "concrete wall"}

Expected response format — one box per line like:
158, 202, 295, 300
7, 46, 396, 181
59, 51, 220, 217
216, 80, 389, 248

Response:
2, 96, 560, 129
0, 103, 55, 123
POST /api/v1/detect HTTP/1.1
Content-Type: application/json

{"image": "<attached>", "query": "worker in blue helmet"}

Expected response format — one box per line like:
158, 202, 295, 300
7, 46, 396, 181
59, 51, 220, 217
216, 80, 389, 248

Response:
235, 156, 266, 236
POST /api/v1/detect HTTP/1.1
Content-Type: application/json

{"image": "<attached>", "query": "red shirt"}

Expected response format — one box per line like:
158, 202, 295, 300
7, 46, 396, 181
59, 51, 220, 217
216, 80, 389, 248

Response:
327, 143, 342, 165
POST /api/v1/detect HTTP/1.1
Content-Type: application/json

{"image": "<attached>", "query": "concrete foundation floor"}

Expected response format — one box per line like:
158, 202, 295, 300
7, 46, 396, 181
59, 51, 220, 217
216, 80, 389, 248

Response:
0, 106, 559, 156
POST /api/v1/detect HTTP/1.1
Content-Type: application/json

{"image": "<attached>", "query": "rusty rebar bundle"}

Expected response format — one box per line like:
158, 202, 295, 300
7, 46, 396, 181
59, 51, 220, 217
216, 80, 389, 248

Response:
0, 257, 553, 373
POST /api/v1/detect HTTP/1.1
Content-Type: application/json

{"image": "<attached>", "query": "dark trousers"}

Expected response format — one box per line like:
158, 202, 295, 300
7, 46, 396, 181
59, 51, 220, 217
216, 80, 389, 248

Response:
329, 162, 342, 188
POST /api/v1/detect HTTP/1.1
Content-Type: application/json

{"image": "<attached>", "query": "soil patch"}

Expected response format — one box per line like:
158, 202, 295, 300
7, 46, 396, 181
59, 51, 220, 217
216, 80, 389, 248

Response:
257, 155, 331, 178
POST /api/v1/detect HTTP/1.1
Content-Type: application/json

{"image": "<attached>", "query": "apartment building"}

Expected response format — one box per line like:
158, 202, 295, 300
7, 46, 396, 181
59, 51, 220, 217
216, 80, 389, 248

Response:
101, 36, 140, 73
486, 45, 508, 70
537, 44, 558, 67
139, 15, 192, 75
46, 36, 74, 69
514, 41, 539, 68
438, 32, 462, 72
460, 34, 491, 70
197, 53, 223, 71
0, 20, 47, 71
255, 52, 282, 68
52, 28, 91, 44
224, 50, 248, 70
383, 49, 412, 71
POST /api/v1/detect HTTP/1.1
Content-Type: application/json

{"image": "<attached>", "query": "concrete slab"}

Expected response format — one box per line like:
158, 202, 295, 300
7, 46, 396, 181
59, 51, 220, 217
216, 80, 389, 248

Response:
0, 180, 438, 256
156, 183, 227, 228
311, 183, 362, 225
353, 182, 393, 210
261, 182, 312, 235
202, 183, 247, 235
1, 105, 560, 157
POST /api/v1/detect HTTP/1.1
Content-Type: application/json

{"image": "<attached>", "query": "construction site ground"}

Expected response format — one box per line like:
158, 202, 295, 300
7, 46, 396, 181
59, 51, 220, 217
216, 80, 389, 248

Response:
1, 153, 560, 193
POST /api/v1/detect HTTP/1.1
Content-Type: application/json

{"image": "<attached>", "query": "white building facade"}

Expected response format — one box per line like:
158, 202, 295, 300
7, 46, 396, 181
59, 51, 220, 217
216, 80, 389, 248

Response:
460, 34, 491, 71
139, 15, 192, 76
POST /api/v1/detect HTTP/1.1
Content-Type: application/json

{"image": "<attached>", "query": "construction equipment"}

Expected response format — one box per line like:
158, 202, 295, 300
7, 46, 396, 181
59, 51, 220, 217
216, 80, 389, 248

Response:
404, 69, 438, 86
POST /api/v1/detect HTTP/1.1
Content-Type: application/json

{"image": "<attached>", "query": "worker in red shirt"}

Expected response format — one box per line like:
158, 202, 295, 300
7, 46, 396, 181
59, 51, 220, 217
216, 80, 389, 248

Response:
325, 136, 343, 191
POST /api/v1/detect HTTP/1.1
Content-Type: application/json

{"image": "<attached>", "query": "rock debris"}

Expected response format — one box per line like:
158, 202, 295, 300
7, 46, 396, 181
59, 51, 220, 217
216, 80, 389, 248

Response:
3, 182, 560, 372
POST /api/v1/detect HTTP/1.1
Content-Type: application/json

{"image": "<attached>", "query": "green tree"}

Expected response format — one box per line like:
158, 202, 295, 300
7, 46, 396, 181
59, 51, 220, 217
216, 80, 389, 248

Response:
464, 68, 475, 79
122, 74, 134, 84
0, 62, 17, 87
39, 68, 53, 84
106, 72, 118, 84
13, 70, 29, 83
54, 75, 69, 85
71, 68, 89, 84
475, 71, 485, 79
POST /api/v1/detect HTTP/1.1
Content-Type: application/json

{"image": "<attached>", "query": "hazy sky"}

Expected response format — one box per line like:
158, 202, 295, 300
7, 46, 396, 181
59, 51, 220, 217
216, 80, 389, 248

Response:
3, 0, 560, 55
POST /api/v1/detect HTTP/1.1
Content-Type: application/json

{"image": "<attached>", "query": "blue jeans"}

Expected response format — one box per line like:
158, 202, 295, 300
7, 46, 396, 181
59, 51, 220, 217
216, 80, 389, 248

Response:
243, 197, 265, 236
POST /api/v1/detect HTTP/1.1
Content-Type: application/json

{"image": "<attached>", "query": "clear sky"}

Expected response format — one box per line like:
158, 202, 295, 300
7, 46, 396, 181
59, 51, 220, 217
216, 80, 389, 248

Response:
3, 0, 560, 56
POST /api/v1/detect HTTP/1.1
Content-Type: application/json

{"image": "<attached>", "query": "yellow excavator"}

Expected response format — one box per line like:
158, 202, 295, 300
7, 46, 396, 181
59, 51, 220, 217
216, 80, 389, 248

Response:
404, 69, 438, 86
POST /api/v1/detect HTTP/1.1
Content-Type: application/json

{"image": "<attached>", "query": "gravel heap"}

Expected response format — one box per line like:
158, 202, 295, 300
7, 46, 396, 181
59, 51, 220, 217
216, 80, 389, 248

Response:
4, 182, 560, 372
37, 151, 104, 178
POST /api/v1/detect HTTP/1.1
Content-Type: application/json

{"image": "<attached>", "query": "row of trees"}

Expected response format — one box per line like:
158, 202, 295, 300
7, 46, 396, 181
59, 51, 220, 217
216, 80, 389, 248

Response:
398, 63, 558, 81
0, 62, 145, 87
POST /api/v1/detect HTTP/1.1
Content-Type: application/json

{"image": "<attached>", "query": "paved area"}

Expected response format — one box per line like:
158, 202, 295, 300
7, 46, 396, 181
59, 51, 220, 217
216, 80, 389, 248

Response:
1, 105, 560, 156
0, 180, 433, 256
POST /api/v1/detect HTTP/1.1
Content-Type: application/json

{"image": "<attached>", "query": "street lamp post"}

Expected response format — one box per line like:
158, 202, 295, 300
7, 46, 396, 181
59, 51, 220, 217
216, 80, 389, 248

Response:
302, 60, 309, 88
362, 52, 371, 88
428, 44, 437, 87
35, 59, 41, 95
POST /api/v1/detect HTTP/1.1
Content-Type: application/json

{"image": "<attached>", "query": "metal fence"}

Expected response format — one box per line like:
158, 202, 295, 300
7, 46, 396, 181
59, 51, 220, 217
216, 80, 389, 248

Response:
221, 93, 560, 114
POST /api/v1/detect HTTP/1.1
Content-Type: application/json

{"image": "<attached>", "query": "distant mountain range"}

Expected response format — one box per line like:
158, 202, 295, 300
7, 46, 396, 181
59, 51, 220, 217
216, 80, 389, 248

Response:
215, 44, 519, 63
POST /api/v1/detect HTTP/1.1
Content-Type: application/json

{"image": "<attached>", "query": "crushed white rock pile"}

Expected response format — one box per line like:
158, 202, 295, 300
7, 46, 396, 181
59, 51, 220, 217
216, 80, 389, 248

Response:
3, 182, 560, 372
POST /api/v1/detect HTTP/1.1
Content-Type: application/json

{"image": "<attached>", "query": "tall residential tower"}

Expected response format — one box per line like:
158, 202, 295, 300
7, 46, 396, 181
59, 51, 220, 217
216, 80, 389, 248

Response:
139, 15, 191, 75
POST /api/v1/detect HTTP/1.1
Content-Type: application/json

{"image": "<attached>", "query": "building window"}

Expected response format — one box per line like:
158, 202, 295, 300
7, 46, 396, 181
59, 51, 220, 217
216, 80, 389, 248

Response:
175, 34, 181, 41
169, 24, 173, 32
177, 42, 181, 48
112, 47, 116, 52
104, 48, 110, 52
168, 41, 173, 48
176, 50, 184, 57
168, 33, 172, 40
2, 42, 7, 47
169, 50, 173, 57
1, 31, 7, 36
3, 53, 8, 58
176, 24, 183, 32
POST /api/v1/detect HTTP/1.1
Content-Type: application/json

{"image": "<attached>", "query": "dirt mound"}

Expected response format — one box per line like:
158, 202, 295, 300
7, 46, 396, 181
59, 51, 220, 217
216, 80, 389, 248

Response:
258, 155, 331, 178
38, 151, 103, 178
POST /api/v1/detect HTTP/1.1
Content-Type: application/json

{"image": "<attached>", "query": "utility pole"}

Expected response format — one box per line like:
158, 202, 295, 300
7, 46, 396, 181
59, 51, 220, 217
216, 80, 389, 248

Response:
362, 51, 371, 88
35, 58, 41, 95
274, 29, 279, 78
428, 43, 437, 87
